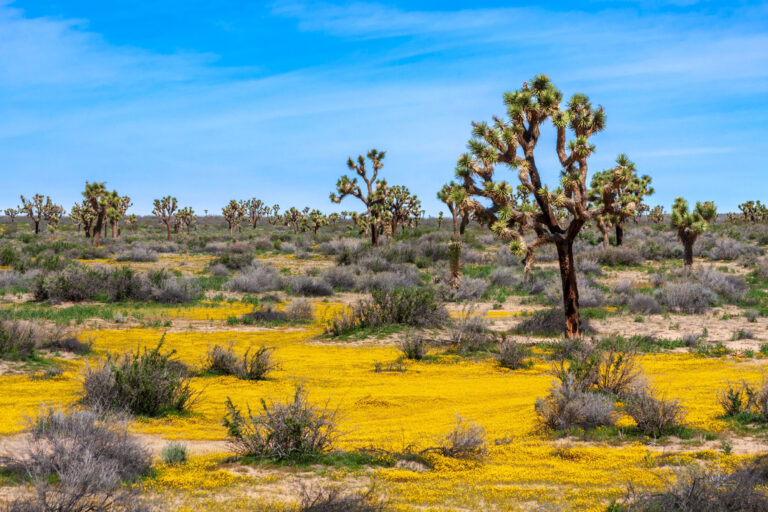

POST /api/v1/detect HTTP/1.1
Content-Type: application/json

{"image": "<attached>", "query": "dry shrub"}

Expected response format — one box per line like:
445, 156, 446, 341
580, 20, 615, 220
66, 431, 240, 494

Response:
623, 386, 686, 436
205, 343, 277, 381
1, 408, 151, 512
496, 339, 530, 370
223, 385, 338, 460
595, 342, 641, 396
0, 319, 41, 360
399, 335, 426, 361
535, 374, 616, 431
438, 416, 487, 459
298, 486, 386, 512
290, 276, 333, 297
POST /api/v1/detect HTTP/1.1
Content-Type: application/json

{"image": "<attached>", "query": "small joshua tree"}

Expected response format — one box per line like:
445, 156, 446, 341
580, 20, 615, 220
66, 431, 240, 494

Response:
590, 155, 653, 247
671, 197, 716, 267
106, 193, 132, 238
437, 211, 444, 229
153, 196, 178, 241
246, 198, 268, 229
283, 207, 304, 234
330, 149, 389, 247
42, 199, 65, 240
328, 212, 340, 227
3, 208, 16, 223
176, 206, 196, 233
304, 209, 328, 236
386, 185, 421, 235
222, 200, 246, 237
125, 214, 138, 233
649, 205, 665, 224
267, 204, 281, 225
437, 182, 473, 238
83, 182, 112, 247
453, 75, 636, 338
19, 194, 48, 234
738, 200, 768, 223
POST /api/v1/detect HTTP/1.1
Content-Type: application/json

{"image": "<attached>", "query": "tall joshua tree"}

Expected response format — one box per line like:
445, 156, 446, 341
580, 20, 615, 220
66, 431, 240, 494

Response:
153, 196, 178, 241
83, 182, 111, 247
3, 208, 17, 223
19, 194, 47, 234
245, 199, 267, 229
283, 207, 304, 234
671, 197, 716, 267
437, 182, 474, 238
590, 156, 653, 247
453, 75, 636, 338
106, 193, 132, 238
222, 200, 246, 237
330, 149, 389, 247
43, 200, 65, 240
177, 207, 196, 233
304, 209, 328, 236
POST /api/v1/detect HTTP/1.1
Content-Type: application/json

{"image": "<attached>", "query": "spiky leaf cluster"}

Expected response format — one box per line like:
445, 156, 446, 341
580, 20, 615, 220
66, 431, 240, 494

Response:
671, 197, 716, 238
589, 154, 652, 228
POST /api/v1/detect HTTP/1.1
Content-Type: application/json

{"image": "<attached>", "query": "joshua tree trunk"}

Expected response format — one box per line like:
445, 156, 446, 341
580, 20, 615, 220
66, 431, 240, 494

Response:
615, 222, 624, 246
556, 240, 580, 339
34, 221, 40, 234
111, 221, 117, 238
459, 214, 469, 236
92, 214, 104, 247
681, 234, 695, 266
371, 224, 379, 247
165, 222, 172, 241
600, 226, 610, 249
451, 214, 458, 237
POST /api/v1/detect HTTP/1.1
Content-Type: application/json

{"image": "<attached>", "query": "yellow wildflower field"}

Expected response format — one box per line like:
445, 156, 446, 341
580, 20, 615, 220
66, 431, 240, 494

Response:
0, 302, 763, 511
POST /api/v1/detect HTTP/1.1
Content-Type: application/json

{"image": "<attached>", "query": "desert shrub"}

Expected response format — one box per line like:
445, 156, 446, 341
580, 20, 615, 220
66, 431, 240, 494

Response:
161, 441, 188, 465
0, 271, 24, 290
32, 265, 152, 303
489, 267, 520, 288
447, 277, 489, 302
223, 385, 337, 459
618, 456, 768, 511
115, 247, 158, 262
205, 343, 277, 380
578, 257, 603, 276
688, 266, 748, 302
718, 381, 756, 417
297, 487, 386, 512
496, 246, 519, 267
681, 333, 701, 348
516, 308, 593, 337
449, 308, 494, 352
438, 416, 486, 459
243, 304, 290, 324
364, 268, 422, 291
286, 299, 314, 322
706, 237, 763, 261
227, 264, 281, 293
612, 279, 633, 295
323, 266, 360, 290
209, 263, 230, 277
544, 276, 604, 307
496, 339, 530, 370
216, 251, 254, 270
151, 276, 201, 303
595, 247, 644, 267
317, 238, 363, 256
81, 340, 196, 416
45, 331, 92, 354
746, 309, 760, 323
0, 319, 40, 360
399, 335, 426, 361
327, 287, 447, 335
654, 282, 717, 314
290, 276, 334, 296
535, 375, 616, 431
623, 386, 685, 436
627, 294, 661, 314
595, 342, 641, 396
1, 408, 151, 512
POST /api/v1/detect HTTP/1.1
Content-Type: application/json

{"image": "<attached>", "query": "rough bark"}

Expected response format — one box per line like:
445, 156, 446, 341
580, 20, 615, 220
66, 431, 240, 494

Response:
556, 241, 580, 339
615, 222, 624, 246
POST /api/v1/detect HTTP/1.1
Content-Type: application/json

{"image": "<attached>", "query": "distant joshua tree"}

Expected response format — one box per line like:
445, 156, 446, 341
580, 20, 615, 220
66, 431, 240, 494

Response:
671, 197, 716, 267
452, 75, 637, 338
385, 185, 421, 234
328, 212, 340, 227
437, 182, 473, 238
590, 155, 653, 247
106, 193, 132, 238
283, 207, 304, 234
43, 201, 65, 239
304, 209, 328, 236
649, 205, 665, 224
245, 198, 268, 229
222, 200, 246, 237
19, 194, 46, 234
176, 207, 197, 233
125, 214, 138, 233
738, 200, 768, 223
267, 204, 281, 225
330, 149, 389, 247
83, 182, 112, 247
437, 211, 444, 229
3, 208, 17, 223
153, 196, 178, 241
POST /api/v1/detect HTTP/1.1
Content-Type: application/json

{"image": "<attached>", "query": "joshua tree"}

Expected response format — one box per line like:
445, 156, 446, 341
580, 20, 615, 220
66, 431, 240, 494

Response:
283, 207, 304, 234
222, 200, 246, 237
385, 185, 421, 235
267, 204, 281, 225
3, 208, 17, 223
738, 201, 768, 223
304, 209, 328, 236
649, 205, 665, 224
245, 198, 268, 229
590, 156, 653, 247
330, 149, 389, 247
153, 196, 178, 241
125, 214, 138, 233
83, 182, 112, 247
671, 197, 716, 267
437, 182, 475, 238
176, 206, 197, 233
437, 211, 444, 229
19, 194, 47, 234
328, 212, 340, 227
43, 200, 65, 240
105, 193, 131, 238
453, 75, 636, 338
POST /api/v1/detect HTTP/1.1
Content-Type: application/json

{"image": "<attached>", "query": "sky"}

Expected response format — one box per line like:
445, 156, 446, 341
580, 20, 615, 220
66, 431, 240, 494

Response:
0, 0, 766, 215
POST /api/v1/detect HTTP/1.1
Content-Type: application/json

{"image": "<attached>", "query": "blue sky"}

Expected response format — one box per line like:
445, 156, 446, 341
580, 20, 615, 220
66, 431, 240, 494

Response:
1, 1, 766, 215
